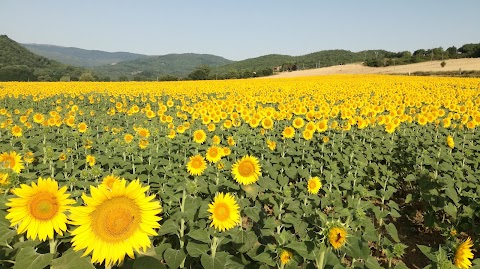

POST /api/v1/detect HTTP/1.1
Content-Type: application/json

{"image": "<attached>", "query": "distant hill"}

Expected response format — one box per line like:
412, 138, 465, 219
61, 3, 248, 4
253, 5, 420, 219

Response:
211, 50, 387, 78
92, 53, 234, 80
22, 43, 147, 67
0, 35, 86, 81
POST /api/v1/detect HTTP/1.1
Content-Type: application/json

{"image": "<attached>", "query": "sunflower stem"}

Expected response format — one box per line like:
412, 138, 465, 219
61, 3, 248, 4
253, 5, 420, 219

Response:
315, 248, 326, 269
211, 236, 220, 258
49, 238, 57, 256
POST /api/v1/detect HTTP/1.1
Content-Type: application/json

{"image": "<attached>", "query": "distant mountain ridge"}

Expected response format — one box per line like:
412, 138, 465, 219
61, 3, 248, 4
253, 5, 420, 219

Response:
92, 53, 234, 80
21, 43, 147, 67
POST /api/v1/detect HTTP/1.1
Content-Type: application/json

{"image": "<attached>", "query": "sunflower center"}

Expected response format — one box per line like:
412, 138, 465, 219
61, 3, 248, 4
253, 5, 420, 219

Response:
2, 156, 15, 169
308, 181, 317, 190
91, 196, 140, 242
195, 133, 204, 140
209, 148, 219, 157
238, 161, 254, 177
214, 203, 230, 221
29, 192, 59, 220
191, 158, 203, 169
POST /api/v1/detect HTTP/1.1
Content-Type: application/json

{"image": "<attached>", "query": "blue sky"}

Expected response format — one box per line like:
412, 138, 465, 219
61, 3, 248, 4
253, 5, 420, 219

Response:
1, 0, 479, 61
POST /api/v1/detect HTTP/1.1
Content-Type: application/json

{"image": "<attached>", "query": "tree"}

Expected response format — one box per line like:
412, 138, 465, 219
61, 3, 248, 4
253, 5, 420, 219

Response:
118, 75, 129, 81
188, 65, 211, 80
79, 72, 95, 81
446, 46, 457, 58
441, 61, 446, 68
0, 65, 34, 81
60, 75, 71, 82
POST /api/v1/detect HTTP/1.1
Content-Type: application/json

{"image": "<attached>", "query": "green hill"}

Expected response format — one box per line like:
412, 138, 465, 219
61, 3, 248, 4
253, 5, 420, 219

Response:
0, 35, 86, 81
21, 43, 147, 67
92, 53, 233, 80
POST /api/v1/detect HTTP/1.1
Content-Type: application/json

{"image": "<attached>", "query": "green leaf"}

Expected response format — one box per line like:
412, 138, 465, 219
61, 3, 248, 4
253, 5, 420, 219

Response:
187, 229, 211, 243
445, 187, 459, 205
51, 249, 95, 269
163, 249, 186, 269
0, 226, 17, 243
251, 251, 275, 266
133, 256, 165, 269
365, 256, 384, 269
200, 252, 228, 269
158, 219, 179, 236
186, 241, 209, 257
224, 255, 247, 269
13, 247, 54, 269
285, 241, 315, 260
417, 245, 436, 262
385, 223, 400, 243
444, 203, 457, 219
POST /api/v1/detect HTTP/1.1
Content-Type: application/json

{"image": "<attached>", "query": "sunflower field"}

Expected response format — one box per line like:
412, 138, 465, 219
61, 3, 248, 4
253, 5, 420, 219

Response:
0, 75, 479, 269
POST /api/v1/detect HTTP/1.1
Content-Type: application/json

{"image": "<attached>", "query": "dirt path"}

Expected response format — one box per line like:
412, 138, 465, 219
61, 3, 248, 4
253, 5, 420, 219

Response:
269, 58, 480, 78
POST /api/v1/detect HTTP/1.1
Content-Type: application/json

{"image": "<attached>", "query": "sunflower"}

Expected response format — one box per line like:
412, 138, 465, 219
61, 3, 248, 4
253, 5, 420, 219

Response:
322, 136, 330, 143
261, 117, 274, 130
11, 125, 22, 137
33, 113, 45, 124
78, 122, 88, 133
231, 155, 261, 185
447, 135, 455, 149
86, 155, 96, 167
207, 123, 216, 132
5, 177, 75, 241
307, 177, 322, 194
208, 192, 240, 232
139, 139, 149, 149
0, 151, 24, 173
316, 120, 328, 133
23, 152, 34, 164
212, 135, 221, 145
187, 155, 207, 176
101, 175, 122, 190
328, 226, 347, 249
267, 140, 276, 151
279, 249, 293, 265
227, 136, 236, 146
454, 237, 474, 269
193, 129, 207, 144
282, 126, 295, 139
136, 127, 150, 138
167, 129, 176, 139
206, 146, 223, 163
292, 117, 305, 129
70, 179, 162, 267
302, 129, 313, 141
124, 134, 134, 143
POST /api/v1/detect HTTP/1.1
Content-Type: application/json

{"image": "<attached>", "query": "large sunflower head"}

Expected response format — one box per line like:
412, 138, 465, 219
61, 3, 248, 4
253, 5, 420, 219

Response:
454, 237, 474, 269
208, 192, 240, 232
70, 179, 162, 267
187, 154, 207, 176
0, 151, 24, 173
5, 177, 75, 241
231, 155, 261, 185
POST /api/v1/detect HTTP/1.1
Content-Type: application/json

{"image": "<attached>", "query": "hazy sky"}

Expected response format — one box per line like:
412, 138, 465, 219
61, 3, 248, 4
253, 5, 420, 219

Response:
1, 0, 479, 61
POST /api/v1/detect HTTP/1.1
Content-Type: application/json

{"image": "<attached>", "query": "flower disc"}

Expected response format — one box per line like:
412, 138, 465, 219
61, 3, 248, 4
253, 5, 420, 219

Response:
307, 177, 322, 194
